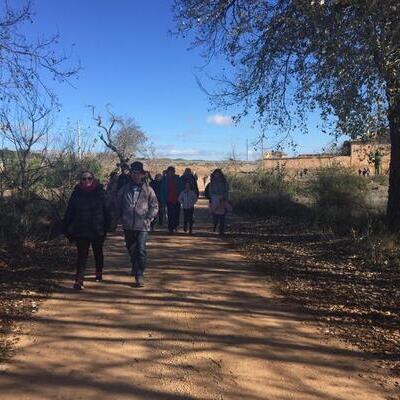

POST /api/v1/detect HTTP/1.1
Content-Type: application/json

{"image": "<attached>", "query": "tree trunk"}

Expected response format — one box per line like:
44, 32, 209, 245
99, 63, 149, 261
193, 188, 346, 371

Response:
386, 85, 400, 232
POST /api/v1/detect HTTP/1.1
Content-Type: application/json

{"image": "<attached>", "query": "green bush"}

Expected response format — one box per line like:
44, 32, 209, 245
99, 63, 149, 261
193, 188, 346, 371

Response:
43, 155, 104, 189
231, 191, 310, 218
228, 171, 296, 196
310, 166, 369, 231
0, 195, 60, 242
227, 172, 306, 217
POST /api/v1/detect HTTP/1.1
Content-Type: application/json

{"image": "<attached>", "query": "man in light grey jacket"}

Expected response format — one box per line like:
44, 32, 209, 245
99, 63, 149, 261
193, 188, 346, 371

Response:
117, 161, 158, 287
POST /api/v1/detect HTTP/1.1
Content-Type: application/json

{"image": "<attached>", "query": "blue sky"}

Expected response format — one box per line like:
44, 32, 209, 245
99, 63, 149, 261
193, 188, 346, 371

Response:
24, 0, 334, 160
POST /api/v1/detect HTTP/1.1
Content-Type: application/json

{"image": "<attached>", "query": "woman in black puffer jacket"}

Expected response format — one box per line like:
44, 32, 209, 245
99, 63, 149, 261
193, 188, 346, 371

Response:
63, 171, 110, 290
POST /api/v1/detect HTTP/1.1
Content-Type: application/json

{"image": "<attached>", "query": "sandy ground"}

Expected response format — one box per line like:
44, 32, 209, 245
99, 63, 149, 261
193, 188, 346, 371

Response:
0, 200, 398, 400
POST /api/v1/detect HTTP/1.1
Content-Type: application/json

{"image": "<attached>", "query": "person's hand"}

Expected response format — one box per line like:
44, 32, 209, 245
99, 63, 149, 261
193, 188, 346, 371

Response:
66, 235, 74, 244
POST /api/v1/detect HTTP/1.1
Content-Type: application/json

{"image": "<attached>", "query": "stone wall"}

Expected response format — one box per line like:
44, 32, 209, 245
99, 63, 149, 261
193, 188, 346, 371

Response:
262, 141, 391, 175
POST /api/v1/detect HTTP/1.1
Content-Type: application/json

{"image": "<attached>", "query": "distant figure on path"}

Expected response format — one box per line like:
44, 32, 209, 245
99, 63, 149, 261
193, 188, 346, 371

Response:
116, 162, 131, 191
150, 173, 164, 229
178, 181, 198, 234
209, 169, 230, 236
161, 166, 184, 234
117, 161, 158, 287
63, 171, 110, 290
203, 175, 209, 188
181, 168, 199, 197
105, 171, 119, 232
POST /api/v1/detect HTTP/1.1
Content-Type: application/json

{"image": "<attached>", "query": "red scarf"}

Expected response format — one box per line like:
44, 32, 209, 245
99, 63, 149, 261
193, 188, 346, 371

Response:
80, 180, 98, 192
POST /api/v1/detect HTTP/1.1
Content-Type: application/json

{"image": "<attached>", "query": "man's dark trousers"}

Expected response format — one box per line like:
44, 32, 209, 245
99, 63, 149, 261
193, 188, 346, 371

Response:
123, 230, 148, 277
167, 202, 181, 232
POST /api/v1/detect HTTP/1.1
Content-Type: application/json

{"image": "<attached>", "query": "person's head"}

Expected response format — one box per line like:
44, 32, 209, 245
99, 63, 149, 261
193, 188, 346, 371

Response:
120, 163, 130, 175
80, 171, 95, 188
155, 173, 162, 181
144, 171, 152, 180
166, 166, 175, 177
184, 181, 191, 191
183, 168, 192, 176
130, 161, 145, 184
211, 168, 225, 181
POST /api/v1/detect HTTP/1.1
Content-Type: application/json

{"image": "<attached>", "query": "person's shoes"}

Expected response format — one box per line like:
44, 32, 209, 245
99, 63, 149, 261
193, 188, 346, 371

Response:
95, 274, 102, 282
189, 229, 193, 235
183, 226, 187, 233
135, 276, 144, 287
73, 280, 84, 290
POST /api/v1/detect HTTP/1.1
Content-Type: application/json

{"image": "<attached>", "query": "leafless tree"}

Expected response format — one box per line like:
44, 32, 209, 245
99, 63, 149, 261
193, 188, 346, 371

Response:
0, 89, 52, 200
90, 106, 149, 165
226, 144, 242, 172
0, 1, 79, 106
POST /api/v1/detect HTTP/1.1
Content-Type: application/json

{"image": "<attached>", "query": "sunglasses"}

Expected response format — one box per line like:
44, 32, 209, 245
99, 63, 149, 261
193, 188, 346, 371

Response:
82, 177, 93, 181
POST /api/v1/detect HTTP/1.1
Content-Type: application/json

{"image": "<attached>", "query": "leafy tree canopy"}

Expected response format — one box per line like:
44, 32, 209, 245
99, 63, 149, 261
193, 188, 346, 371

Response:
173, 0, 399, 140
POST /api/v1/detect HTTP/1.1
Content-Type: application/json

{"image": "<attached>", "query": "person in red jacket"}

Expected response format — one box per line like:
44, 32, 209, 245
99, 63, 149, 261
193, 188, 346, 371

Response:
160, 166, 184, 234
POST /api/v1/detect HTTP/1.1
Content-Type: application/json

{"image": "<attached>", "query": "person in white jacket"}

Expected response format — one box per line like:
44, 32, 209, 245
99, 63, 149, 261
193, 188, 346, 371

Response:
178, 181, 198, 234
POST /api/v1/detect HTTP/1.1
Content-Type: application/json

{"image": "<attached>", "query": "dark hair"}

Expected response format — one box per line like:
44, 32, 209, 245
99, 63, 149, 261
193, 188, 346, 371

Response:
210, 168, 226, 182
80, 170, 94, 180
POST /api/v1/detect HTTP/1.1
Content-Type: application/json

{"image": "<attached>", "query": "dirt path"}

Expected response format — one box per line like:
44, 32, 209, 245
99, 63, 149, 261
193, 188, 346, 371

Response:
0, 200, 397, 399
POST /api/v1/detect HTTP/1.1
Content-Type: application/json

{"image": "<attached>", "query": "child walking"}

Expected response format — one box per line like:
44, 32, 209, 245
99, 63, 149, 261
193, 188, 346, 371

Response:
178, 182, 198, 234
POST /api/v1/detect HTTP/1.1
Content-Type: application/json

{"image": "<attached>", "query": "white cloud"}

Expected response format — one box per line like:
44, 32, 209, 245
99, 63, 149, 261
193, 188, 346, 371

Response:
157, 145, 224, 160
206, 114, 233, 126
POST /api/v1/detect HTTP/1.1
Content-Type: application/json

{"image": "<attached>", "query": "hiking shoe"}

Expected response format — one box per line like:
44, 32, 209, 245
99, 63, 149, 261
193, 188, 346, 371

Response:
135, 276, 144, 287
73, 281, 84, 290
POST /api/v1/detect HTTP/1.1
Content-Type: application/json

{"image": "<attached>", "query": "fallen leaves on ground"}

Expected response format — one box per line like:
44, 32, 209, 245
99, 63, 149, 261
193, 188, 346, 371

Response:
0, 240, 74, 362
228, 216, 400, 377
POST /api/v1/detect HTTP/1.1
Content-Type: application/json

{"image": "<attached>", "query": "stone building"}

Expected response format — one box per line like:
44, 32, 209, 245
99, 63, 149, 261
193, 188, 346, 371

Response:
262, 140, 390, 175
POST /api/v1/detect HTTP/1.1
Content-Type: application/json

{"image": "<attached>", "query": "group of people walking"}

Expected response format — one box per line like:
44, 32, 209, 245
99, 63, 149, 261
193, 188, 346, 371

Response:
62, 162, 230, 291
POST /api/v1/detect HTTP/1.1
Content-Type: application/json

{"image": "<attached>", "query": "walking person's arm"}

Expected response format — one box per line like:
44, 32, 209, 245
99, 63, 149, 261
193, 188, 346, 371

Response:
62, 191, 77, 240
178, 191, 185, 205
191, 191, 198, 206
146, 187, 159, 222
102, 188, 113, 233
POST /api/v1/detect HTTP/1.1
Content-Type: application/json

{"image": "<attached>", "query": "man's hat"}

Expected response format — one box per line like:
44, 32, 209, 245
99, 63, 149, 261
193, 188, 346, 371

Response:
130, 161, 145, 173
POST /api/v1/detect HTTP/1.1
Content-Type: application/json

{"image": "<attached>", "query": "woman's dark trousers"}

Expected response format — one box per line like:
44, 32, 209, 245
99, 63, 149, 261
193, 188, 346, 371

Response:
75, 237, 104, 281
183, 208, 194, 232
212, 214, 226, 235
167, 202, 181, 232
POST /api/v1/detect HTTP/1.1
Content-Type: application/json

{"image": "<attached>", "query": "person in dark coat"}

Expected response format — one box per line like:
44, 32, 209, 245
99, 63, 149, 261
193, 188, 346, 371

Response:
150, 173, 164, 228
181, 168, 199, 197
63, 171, 110, 290
117, 162, 131, 191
